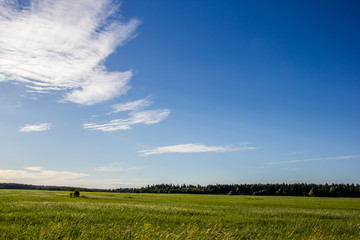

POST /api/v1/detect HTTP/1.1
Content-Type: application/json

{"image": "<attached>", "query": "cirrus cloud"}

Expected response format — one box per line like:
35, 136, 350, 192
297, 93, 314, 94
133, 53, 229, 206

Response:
0, 0, 139, 105
267, 154, 360, 165
19, 123, 51, 132
84, 109, 170, 131
94, 162, 143, 172
109, 98, 153, 114
140, 143, 255, 156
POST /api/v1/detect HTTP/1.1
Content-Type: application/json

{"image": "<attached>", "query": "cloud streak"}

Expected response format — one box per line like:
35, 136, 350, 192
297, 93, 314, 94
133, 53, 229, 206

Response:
0, 166, 88, 181
267, 155, 360, 165
94, 162, 143, 172
84, 109, 170, 131
140, 143, 255, 156
19, 123, 51, 132
109, 98, 152, 114
0, 0, 139, 105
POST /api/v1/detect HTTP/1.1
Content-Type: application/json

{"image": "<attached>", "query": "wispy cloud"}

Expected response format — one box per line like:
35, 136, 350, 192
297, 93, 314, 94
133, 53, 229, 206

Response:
0, 0, 139, 105
94, 162, 143, 172
140, 143, 255, 156
0, 166, 144, 188
64, 179, 146, 189
267, 155, 360, 165
25, 166, 43, 171
19, 123, 51, 132
0, 166, 88, 181
109, 98, 152, 114
84, 109, 170, 131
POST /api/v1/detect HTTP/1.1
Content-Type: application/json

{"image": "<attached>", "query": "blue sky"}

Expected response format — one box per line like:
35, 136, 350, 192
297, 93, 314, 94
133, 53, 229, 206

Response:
0, 0, 359, 188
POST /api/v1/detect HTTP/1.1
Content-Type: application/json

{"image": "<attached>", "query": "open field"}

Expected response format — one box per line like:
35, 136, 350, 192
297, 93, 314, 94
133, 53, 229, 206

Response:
0, 190, 359, 239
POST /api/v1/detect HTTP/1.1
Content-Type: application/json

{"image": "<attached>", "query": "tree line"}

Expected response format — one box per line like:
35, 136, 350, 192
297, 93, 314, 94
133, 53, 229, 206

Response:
1, 182, 360, 197
129, 183, 360, 197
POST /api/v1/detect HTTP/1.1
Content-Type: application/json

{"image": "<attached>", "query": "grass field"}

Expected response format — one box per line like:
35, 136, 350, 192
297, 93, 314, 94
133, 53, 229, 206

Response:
0, 190, 359, 239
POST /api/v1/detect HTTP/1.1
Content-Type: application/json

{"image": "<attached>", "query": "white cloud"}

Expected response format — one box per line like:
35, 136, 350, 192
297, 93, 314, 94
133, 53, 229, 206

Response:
0, 166, 88, 181
19, 123, 51, 132
140, 143, 255, 156
25, 166, 43, 171
109, 98, 152, 114
63, 70, 132, 105
94, 162, 143, 172
65, 179, 146, 189
267, 154, 360, 165
0, 0, 139, 105
0, 166, 144, 188
84, 109, 170, 131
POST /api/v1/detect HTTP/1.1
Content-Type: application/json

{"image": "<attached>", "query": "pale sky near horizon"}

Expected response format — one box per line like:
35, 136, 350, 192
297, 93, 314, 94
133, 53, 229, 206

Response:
0, 0, 359, 188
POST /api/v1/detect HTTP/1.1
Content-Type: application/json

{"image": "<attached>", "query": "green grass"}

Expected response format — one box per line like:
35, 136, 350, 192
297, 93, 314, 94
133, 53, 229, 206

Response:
0, 190, 359, 239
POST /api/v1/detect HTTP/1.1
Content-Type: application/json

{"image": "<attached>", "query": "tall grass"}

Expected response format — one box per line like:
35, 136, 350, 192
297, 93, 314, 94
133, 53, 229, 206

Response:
0, 190, 359, 239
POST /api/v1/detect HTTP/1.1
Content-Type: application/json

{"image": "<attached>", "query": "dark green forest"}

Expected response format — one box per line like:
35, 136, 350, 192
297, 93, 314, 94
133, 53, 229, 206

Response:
1, 182, 359, 197
131, 183, 360, 197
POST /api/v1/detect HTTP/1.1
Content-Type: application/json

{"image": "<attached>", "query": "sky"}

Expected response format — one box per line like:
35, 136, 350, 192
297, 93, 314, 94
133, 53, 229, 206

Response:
0, 0, 359, 188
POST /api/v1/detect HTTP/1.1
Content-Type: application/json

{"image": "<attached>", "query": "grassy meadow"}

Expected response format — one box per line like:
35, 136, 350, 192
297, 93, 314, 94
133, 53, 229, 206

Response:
0, 189, 359, 239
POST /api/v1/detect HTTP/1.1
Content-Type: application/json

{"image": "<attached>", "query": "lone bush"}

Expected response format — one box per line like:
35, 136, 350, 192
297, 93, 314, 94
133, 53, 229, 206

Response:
74, 190, 80, 197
